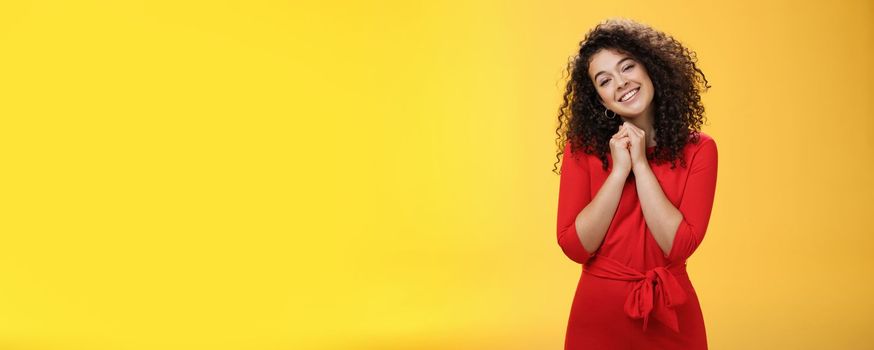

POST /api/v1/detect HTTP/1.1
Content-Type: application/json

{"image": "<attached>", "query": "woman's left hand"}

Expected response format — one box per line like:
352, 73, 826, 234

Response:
622, 122, 648, 169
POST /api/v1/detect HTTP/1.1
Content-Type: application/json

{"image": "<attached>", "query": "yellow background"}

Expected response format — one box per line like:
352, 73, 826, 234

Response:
0, 1, 871, 349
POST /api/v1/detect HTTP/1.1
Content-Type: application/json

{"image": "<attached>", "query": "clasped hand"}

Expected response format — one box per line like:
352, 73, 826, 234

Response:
608, 121, 648, 174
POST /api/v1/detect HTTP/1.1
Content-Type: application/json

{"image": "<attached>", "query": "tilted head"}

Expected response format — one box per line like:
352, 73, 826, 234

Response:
554, 18, 711, 173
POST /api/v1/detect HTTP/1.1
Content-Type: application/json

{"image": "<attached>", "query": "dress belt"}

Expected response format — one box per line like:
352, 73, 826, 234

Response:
583, 254, 688, 333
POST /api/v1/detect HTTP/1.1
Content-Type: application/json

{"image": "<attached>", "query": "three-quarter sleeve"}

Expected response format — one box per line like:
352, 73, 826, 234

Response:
556, 142, 595, 264
665, 137, 718, 262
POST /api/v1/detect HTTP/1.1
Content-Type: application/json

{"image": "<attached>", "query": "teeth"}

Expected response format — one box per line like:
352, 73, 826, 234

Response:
620, 88, 639, 102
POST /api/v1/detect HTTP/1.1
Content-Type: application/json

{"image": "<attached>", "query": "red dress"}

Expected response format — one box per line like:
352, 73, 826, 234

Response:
556, 132, 717, 349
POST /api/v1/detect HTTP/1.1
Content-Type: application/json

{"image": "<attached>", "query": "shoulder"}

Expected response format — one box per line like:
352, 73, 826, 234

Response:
562, 140, 597, 162
563, 140, 588, 160
684, 131, 717, 169
693, 131, 716, 146
687, 131, 717, 154
561, 140, 596, 170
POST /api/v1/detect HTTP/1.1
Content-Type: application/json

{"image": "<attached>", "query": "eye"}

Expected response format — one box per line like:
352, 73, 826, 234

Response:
599, 79, 610, 87
623, 64, 635, 71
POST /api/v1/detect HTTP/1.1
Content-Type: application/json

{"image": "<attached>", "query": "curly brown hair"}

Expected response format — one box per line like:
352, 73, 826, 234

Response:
552, 18, 711, 174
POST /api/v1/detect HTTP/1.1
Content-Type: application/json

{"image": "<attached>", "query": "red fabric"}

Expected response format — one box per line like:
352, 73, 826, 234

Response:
556, 132, 717, 349
585, 254, 688, 333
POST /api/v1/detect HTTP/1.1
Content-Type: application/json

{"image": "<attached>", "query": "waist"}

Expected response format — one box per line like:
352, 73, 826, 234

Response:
583, 254, 688, 281
582, 254, 689, 333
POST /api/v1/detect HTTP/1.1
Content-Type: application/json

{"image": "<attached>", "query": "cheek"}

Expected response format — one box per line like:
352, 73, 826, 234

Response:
641, 73, 654, 87
597, 89, 611, 103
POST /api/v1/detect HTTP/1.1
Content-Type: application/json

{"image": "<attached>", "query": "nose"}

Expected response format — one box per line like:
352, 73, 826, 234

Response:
615, 77, 628, 89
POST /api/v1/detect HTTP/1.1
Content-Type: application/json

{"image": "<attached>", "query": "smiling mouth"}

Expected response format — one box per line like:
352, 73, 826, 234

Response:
618, 87, 640, 102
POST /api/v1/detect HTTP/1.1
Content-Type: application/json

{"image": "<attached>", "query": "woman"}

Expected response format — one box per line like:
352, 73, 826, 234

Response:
553, 18, 718, 349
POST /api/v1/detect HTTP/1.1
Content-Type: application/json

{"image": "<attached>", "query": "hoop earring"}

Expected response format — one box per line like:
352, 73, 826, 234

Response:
603, 108, 617, 119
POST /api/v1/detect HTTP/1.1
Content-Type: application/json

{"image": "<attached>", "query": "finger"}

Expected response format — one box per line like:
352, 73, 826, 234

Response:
617, 126, 629, 137
613, 125, 626, 136
616, 136, 631, 146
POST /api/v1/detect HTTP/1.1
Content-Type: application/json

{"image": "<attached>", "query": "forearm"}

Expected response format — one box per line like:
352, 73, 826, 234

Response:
633, 162, 683, 255
574, 170, 629, 254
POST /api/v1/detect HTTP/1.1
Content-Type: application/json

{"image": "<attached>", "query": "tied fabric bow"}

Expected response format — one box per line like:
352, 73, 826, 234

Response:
584, 254, 688, 333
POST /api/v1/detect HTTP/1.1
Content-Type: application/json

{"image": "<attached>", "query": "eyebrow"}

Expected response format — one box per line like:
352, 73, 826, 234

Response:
593, 57, 635, 81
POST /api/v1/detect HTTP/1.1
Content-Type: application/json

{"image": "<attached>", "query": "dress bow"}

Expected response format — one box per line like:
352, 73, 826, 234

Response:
583, 254, 688, 332
623, 266, 687, 332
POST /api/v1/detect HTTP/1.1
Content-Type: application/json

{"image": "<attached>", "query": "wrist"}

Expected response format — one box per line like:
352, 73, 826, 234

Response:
632, 159, 650, 172
610, 166, 631, 178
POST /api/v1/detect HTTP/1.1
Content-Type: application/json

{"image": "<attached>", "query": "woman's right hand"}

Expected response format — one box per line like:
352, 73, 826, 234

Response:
609, 124, 632, 175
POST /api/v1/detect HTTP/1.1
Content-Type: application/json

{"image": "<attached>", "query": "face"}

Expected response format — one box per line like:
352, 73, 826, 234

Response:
587, 48, 655, 120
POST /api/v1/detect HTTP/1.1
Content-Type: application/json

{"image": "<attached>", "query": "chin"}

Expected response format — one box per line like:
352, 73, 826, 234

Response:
615, 107, 644, 118
621, 109, 646, 117
616, 100, 653, 118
